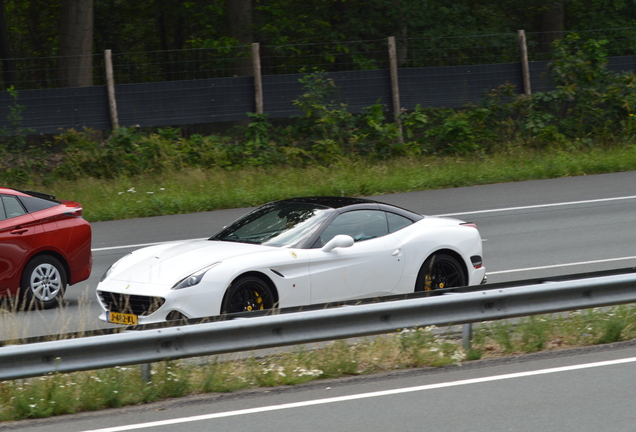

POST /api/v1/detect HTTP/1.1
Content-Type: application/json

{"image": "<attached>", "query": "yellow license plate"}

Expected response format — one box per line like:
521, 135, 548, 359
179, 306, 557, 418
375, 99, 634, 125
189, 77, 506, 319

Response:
108, 311, 138, 325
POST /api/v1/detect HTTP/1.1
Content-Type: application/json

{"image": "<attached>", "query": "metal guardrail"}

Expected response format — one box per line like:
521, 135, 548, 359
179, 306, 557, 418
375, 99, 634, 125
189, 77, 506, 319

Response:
1, 272, 636, 380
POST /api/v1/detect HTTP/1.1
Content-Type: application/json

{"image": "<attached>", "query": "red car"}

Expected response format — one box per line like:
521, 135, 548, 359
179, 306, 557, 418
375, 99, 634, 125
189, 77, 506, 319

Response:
0, 188, 92, 309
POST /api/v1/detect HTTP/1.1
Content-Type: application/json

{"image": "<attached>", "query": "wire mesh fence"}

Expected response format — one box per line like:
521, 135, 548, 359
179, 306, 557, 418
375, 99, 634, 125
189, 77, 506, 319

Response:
403, 33, 520, 68
5, 29, 636, 91
525, 27, 636, 60
1, 28, 636, 134
112, 48, 252, 84
260, 39, 390, 74
0, 54, 107, 90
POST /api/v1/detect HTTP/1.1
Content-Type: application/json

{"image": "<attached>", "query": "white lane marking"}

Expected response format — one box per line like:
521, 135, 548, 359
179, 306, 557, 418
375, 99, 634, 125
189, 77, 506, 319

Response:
81, 355, 636, 432
488, 256, 636, 275
435, 194, 636, 217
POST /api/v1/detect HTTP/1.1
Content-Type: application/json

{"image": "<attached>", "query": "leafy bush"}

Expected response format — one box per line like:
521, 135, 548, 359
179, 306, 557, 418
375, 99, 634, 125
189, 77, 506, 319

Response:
509, 34, 636, 144
54, 127, 239, 180
0, 86, 34, 154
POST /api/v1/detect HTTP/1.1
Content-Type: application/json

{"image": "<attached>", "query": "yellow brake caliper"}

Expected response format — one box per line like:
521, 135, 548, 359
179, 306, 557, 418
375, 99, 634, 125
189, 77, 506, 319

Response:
425, 274, 433, 291
425, 274, 445, 290
255, 291, 264, 310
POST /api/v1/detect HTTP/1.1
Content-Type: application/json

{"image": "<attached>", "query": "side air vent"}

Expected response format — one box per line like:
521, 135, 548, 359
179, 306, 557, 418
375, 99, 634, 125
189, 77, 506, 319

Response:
270, 269, 285, 278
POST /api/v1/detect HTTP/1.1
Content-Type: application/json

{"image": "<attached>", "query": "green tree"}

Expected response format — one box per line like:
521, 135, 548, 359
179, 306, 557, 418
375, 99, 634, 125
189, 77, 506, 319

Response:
58, 0, 94, 87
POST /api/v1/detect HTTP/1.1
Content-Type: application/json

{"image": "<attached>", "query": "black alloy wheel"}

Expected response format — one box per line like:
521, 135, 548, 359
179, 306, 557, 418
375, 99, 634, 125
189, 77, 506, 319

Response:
415, 253, 466, 292
222, 276, 275, 314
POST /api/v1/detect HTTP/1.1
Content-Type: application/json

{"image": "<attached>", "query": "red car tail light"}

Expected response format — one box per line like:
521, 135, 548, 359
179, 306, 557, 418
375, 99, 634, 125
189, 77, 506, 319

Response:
65, 206, 83, 217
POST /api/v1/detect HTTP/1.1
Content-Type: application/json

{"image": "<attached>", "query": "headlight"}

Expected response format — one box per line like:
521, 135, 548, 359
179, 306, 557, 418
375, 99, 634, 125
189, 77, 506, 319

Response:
171, 262, 221, 290
100, 254, 130, 282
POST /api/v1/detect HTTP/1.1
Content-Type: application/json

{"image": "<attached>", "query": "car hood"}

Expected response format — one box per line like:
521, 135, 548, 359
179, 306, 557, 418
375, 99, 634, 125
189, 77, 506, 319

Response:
108, 240, 274, 286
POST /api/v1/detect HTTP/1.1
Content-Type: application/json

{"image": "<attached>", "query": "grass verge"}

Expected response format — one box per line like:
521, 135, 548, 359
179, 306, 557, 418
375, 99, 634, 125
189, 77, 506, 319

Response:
2, 304, 635, 422
35, 144, 636, 222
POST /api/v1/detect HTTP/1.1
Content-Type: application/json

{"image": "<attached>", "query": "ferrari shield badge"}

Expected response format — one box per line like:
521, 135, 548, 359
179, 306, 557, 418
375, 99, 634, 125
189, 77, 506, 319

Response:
289, 251, 298, 259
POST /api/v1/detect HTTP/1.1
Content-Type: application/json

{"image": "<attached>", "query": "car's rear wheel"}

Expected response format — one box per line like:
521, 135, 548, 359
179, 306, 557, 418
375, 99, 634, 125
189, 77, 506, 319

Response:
415, 253, 466, 292
222, 276, 275, 314
20, 255, 67, 309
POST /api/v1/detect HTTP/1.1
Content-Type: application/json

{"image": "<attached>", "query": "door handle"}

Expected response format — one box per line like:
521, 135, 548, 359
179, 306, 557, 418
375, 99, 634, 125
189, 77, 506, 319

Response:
10, 228, 28, 235
391, 249, 401, 256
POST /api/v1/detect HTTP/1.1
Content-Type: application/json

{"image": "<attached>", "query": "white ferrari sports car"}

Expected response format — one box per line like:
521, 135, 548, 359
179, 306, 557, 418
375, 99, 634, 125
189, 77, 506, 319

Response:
97, 197, 486, 325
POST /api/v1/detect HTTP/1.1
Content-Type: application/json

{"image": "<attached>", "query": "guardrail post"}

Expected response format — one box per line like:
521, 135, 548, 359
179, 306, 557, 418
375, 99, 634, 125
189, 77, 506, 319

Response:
141, 363, 151, 382
462, 323, 472, 350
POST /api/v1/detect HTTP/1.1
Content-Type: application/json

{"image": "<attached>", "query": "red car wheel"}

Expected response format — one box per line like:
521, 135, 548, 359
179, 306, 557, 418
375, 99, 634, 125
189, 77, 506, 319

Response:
20, 255, 67, 309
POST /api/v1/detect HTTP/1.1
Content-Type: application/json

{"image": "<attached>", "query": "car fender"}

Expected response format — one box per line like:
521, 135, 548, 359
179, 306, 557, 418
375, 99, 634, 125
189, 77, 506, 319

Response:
203, 248, 312, 309
391, 223, 483, 292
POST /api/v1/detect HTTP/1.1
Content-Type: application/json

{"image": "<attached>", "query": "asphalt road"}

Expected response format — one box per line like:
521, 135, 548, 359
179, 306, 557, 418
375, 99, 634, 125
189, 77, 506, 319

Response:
2, 170, 636, 340
4, 171, 636, 431
8, 340, 636, 431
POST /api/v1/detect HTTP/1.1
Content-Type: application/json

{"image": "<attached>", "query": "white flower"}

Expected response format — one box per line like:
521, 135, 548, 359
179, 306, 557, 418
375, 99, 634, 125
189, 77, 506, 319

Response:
293, 367, 323, 377
451, 351, 466, 364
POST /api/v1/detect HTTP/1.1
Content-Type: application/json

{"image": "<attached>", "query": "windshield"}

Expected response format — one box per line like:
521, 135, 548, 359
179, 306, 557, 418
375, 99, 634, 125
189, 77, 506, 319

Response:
211, 202, 333, 248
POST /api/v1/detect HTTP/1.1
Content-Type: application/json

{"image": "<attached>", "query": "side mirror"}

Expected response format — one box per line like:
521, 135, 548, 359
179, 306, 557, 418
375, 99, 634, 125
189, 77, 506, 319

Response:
321, 235, 354, 252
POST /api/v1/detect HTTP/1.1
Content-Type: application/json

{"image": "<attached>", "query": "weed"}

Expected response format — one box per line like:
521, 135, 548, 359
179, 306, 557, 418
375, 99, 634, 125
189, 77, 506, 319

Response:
318, 340, 360, 378
488, 320, 515, 354
0, 86, 34, 154
517, 316, 552, 353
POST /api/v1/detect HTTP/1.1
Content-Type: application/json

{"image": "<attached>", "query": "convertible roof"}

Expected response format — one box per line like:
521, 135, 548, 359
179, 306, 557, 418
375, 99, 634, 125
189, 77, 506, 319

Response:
271, 196, 424, 221
278, 196, 379, 209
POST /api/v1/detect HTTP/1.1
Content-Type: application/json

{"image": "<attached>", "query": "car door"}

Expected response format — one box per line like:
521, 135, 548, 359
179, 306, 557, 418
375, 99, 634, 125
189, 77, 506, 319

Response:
0, 195, 38, 293
307, 210, 405, 304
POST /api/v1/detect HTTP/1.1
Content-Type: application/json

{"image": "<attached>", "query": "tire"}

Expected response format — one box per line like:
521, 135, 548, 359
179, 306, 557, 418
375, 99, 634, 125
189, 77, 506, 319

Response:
20, 255, 67, 310
222, 276, 275, 314
415, 253, 466, 292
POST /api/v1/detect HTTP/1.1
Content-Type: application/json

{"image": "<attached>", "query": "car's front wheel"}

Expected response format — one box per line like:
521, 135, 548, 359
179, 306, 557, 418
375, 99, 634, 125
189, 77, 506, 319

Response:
415, 253, 466, 292
20, 255, 67, 309
222, 276, 275, 314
